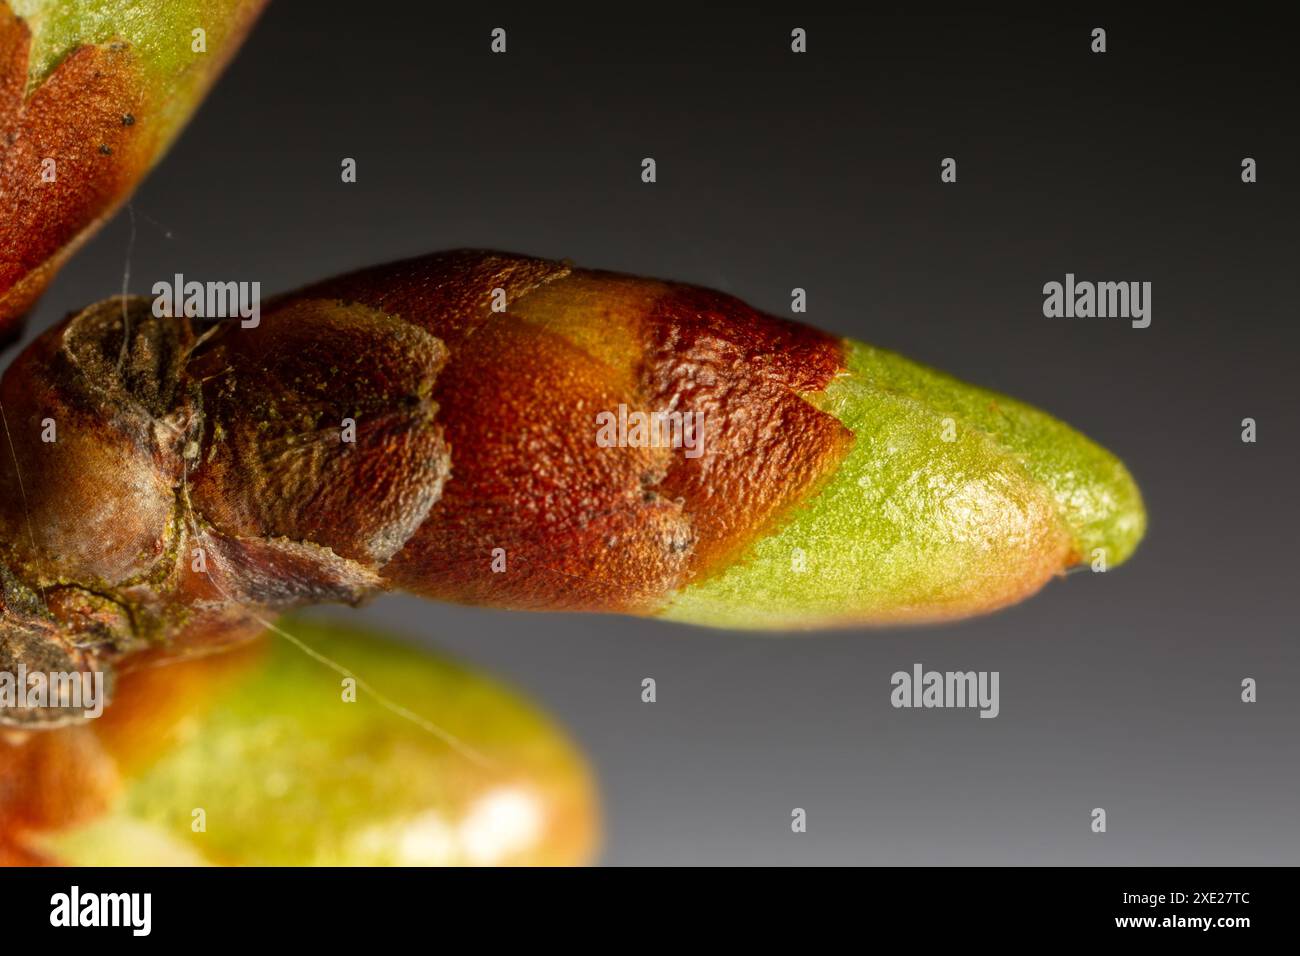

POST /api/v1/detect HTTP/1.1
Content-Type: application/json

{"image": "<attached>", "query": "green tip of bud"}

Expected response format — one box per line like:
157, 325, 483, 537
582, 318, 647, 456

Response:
660, 339, 1146, 629
838, 339, 1148, 570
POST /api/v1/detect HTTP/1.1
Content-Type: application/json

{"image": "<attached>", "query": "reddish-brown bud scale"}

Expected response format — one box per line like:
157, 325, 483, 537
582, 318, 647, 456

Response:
298, 252, 854, 609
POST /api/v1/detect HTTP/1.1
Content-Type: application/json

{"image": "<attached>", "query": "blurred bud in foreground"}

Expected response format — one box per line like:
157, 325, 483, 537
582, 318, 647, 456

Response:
0, 617, 600, 865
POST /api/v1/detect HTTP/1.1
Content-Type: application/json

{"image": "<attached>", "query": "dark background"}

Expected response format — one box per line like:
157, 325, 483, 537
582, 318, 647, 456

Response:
7, 6, 1296, 864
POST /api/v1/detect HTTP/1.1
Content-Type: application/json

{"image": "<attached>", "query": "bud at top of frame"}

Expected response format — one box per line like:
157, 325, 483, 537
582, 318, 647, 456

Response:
0, 1, 266, 342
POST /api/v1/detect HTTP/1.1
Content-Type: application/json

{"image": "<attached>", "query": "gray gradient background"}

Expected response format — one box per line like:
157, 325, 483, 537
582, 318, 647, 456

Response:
7, 7, 1297, 864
